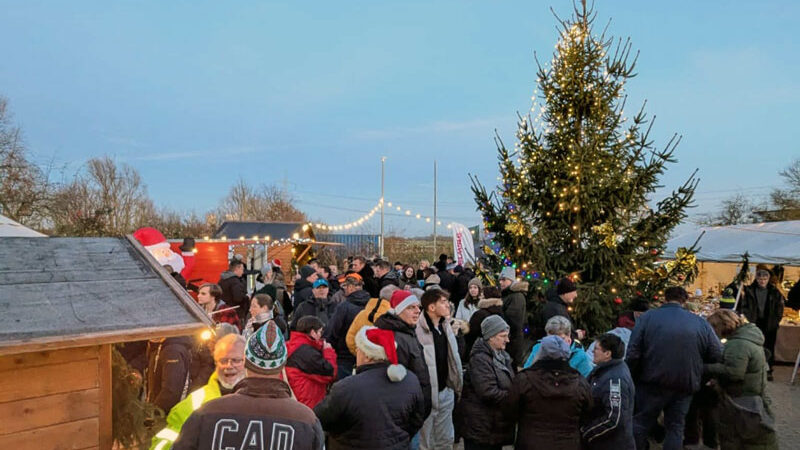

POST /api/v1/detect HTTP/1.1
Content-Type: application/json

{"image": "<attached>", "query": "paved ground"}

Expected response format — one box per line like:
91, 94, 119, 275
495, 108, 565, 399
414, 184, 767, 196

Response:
454, 364, 799, 449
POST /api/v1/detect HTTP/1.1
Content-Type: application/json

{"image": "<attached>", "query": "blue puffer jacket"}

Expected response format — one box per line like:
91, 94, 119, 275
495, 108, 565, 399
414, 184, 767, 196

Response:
581, 359, 635, 450
626, 303, 722, 394
524, 339, 594, 377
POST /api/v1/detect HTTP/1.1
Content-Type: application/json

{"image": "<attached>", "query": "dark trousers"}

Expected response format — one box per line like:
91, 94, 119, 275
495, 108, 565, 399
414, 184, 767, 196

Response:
463, 440, 502, 450
633, 383, 692, 450
683, 386, 719, 447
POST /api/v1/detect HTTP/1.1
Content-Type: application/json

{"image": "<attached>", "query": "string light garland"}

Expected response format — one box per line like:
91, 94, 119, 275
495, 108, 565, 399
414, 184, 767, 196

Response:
306, 198, 466, 232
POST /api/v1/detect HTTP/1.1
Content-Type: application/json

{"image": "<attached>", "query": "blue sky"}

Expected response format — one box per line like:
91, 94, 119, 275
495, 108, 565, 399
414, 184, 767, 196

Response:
1, 1, 798, 236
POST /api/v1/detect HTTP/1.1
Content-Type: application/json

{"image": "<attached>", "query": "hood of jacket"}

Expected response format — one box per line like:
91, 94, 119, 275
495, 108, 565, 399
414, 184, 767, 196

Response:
375, 312, 416, 336
509, 280, 529, 293
219, 270, 238, 281
729, 322, 765, 346
287, 331, 323, 354
478, 297, 503, 309
163, 335, 194, 350
346, 288, 371, 306
380, 270, 399, 283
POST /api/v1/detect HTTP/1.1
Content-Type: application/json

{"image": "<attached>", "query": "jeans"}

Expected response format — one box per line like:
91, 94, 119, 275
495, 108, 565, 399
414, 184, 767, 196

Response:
419, 388, 455, 450
633, 383, 692, 450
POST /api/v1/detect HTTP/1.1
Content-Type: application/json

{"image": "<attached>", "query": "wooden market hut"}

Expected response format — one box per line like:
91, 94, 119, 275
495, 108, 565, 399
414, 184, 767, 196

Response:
0, 236, 213, 449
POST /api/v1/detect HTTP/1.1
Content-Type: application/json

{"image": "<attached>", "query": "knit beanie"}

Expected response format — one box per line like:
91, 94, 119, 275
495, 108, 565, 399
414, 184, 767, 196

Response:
299, 265, 316, 279
244, 320, 287, 375
390, 290, 420, 315
355, 326, 407, 382
468, 277, 482, 289
499, 267, 516, 281
556, 278, 577, 295
481, 315, 509, 339
538, 335, 570, 361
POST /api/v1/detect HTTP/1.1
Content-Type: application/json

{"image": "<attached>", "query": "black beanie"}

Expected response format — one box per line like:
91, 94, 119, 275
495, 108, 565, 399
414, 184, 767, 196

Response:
556, 278, 577, 295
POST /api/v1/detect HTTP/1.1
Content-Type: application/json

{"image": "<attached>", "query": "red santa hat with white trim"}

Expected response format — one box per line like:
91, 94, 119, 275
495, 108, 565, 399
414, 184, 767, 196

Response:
132, 227, 184, 273
389, 290, 420, 315
355, 326, 407, 382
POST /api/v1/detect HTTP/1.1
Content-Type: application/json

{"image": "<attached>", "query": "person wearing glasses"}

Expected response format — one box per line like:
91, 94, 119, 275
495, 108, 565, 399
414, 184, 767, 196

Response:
150, 333, 246, 450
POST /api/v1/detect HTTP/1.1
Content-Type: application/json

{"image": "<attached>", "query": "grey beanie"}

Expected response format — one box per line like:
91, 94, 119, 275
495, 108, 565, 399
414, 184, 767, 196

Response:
499, 266, 516, 281
481, 315, 510, 339
538, 335, 571, 361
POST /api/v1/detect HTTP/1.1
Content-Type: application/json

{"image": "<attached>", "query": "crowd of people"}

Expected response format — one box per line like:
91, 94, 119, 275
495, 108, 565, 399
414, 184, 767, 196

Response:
131, 254, 785, 450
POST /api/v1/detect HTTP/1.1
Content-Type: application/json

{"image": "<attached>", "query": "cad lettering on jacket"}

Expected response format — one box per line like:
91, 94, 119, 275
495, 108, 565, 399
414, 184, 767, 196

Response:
211, 419, 296, 450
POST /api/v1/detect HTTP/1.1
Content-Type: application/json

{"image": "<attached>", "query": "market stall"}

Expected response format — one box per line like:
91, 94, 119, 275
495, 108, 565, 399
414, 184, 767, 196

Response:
667, 220, 800, 362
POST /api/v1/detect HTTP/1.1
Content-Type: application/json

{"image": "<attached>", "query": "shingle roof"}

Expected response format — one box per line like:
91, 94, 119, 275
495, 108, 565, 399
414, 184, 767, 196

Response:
0, 236, 212, 355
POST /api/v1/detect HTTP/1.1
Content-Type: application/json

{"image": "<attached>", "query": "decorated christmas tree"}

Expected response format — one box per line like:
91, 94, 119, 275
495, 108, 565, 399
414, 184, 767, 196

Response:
471, 2, 697, 334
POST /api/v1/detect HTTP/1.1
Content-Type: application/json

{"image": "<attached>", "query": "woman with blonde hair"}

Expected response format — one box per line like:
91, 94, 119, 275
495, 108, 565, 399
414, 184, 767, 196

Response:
705, 309, 777, 449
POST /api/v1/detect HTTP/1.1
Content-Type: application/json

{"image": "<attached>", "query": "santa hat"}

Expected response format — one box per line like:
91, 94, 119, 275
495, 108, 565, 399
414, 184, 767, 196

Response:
390, 290, 420, 315
133, 227, 168, 248
355, 326, 407, 382
272, 258, 282, 268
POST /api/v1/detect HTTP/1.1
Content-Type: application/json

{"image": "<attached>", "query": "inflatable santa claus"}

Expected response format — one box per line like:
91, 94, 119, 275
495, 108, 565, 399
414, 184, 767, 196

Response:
132, 227, 195, 280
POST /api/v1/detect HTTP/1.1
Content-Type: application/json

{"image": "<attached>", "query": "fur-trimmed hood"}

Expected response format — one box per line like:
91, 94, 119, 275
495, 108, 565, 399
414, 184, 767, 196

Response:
510, 281, 529, 293
478, 297, 503, 309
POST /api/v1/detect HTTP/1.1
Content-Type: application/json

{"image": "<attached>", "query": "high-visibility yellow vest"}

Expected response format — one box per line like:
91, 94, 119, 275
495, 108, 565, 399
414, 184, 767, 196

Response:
150, 372, 222, 450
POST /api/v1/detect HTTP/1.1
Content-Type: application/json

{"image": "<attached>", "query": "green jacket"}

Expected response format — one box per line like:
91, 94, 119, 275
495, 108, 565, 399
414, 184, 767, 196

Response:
150, 372, 222, 450
705, 323, 769, 399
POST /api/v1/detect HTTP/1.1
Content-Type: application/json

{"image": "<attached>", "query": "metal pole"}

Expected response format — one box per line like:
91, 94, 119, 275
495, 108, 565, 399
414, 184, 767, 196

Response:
433, 160, 437, 260
380, 156, 386, 258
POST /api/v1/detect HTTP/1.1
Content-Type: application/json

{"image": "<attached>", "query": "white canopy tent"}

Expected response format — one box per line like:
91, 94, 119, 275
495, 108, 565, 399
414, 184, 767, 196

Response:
666, 220, 800, 266
0, 214, 46, 237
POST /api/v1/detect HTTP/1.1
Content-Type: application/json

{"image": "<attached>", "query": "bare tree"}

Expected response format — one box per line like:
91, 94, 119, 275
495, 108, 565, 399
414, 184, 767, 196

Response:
218, 178, 306, 222
764, 159, 800, 221
0, 97, 51, 228
698, 194, 759, 226
49, 156, 155, 236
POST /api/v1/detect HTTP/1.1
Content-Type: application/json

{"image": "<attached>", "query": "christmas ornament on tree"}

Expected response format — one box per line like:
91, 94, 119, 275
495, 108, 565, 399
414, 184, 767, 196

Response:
471, 1, 697, 334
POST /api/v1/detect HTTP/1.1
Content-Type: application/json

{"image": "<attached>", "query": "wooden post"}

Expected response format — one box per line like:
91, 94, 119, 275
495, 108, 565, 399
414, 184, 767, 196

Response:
98, 344, 113, 450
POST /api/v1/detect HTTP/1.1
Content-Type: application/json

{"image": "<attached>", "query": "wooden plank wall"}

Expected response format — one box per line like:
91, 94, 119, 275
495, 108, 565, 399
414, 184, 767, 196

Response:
0, 345, 110, 449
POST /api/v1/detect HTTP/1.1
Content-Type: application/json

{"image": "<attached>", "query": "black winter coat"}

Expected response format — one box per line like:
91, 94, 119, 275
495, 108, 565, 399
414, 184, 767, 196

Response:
458, 338, 515, 446
505, 359, 593, 450
378, 271, 400, 290
465, 298, 505, 358
375, 312, 433, 419
450, 271, 473, 305
324, 289, 370, 364
543, 288, 572, 324
359, 265, 380, 298
146, 336, 193, 413
437, 270, 456, 293
502, 281, 528, 368
218, 271, 248, 321
293, 278, 315, 309
739, 282, 785, 333
314, 362, 425, 450
626, 303, 723, 394
582, 359, 635, 450
291, 296, 337, 329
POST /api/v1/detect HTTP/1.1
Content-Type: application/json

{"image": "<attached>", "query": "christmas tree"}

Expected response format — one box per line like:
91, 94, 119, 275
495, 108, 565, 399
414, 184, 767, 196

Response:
471, 2, 697, 335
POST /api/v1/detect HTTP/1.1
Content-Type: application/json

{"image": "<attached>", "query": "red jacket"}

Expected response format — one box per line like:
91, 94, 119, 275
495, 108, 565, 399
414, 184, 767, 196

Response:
285, 331, 337, 408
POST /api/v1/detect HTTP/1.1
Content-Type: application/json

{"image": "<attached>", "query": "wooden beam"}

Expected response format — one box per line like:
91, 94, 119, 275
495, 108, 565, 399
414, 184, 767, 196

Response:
98, 344, 112, 450
0, 417, 98, 449
0, 346, 98, 372
0, 323, 207, 357
0, 388, 98, 436
0, 359, 98, 403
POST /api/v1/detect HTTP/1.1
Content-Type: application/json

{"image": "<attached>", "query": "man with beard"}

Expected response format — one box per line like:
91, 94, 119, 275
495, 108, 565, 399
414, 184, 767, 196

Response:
150, 334, 246, 450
